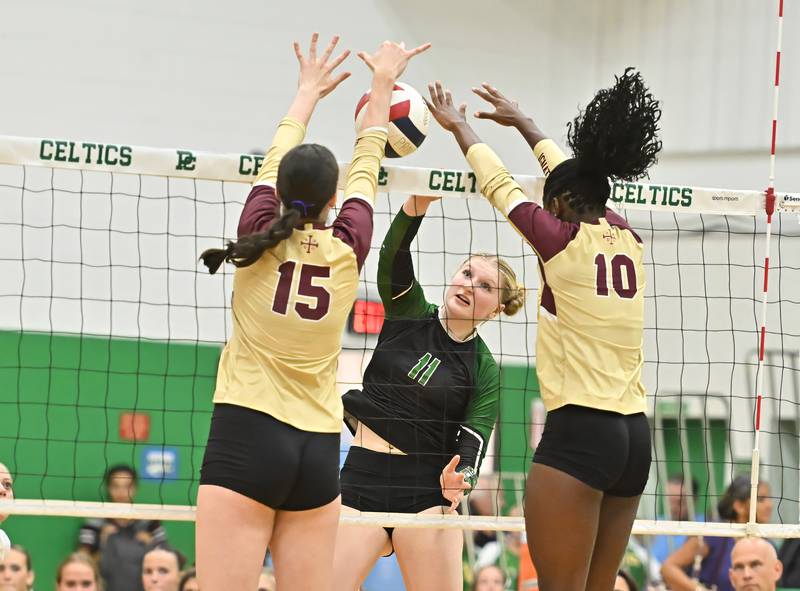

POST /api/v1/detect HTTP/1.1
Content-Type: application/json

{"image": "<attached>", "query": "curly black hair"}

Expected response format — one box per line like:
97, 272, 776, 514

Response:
543, 68, 662, 215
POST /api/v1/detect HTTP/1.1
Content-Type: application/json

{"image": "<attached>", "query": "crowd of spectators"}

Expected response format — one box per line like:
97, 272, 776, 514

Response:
2, 460, 799, 591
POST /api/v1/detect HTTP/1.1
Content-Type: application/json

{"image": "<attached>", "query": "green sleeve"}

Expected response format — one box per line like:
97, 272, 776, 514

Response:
456, 340, 500, 489
377, 208, 433, 319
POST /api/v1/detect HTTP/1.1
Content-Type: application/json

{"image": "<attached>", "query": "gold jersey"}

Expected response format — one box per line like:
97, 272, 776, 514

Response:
212, 118, 388, 433
467, 143, 646, 415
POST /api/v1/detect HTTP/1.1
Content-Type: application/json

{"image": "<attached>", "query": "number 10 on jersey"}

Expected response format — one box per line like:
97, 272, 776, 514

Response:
594, 253, 637, 299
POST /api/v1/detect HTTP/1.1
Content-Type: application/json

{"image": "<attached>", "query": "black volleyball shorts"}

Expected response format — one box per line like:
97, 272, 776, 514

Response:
533, 404, 651, 497
200, 403, 340, 511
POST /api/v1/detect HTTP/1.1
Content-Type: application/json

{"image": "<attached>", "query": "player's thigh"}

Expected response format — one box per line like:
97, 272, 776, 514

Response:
270, 496, 342, 591
333, 505, 392, 591
525, 463, 603, 591
586, 413, 650, 591
393, 506, 464, 591
196, 484, 275, 591
585, 493, 642, 591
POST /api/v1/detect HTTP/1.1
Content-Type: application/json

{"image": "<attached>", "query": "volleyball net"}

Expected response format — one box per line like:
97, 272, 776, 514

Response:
1, 134, 800, 541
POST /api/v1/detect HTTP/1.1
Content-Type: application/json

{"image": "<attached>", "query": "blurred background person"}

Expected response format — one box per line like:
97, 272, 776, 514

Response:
56, 553, 102, 591
78, 465, 167, 591
729, 537, 782, 591
661, 475, 772, 591
650, 474, 702, 564
142, 545, 184, 591
0, 463, 14, 560
0, 544, 34, 591
472, 564, 506, 591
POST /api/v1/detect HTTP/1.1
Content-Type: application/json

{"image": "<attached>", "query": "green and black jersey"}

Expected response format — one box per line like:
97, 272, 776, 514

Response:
342, 208, 500, 486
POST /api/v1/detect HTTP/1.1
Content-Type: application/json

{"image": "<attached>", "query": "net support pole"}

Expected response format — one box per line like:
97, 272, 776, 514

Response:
748, 0, 783, 533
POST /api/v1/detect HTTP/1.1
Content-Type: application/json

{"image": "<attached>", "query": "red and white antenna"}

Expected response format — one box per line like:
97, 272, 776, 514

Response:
749, 0, 784, 530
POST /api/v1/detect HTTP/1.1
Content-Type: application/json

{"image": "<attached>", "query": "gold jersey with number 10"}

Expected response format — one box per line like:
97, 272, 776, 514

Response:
466, 141, 646, 416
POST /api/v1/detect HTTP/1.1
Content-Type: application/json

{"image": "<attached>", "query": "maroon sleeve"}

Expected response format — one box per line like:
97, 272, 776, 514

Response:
507, 202, 580, 262
604, 208, 643, 243
332, 197, 374, 271
237, 185, 281, 238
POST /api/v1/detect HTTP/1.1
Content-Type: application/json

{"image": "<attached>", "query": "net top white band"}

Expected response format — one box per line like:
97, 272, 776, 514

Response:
1, 134, 798, 215
2, 500, 799, 538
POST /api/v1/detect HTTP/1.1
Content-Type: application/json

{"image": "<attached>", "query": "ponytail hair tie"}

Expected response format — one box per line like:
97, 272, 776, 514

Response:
290, 200, 311, 217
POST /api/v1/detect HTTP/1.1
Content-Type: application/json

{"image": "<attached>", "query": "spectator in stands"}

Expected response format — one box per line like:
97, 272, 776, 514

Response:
729, 537, 782, 591
256, 567, 276, 591
614, 569, 639, 591
178, 568, 199, 591
0, 462, 14, 561
142, 545, 185, 591
78, 464, 167, 591
56, 553, 102, 591
650, 474, 702, 563
661, 476, 772, 591
0, 544, 34, 591
777, 536, 800, 588
472, 564, 506, 591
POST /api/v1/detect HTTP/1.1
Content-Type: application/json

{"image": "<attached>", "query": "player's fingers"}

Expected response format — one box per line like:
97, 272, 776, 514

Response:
434, 81, 446, 105
427, 85, 440, 108
308, 32, 319, 62
327, 49, 351, 72
293, 41, 304, 63
357, 52, 375, 71
444, 89, 454, 106
482, 82, 505, 98
458, 103, 467, 117
320, 34, 339, 64
327, 71, 351, 91
474, 110, 494, 119
407, 42, 432, 58
445, 454, 460, 471
472, 86, 496, 104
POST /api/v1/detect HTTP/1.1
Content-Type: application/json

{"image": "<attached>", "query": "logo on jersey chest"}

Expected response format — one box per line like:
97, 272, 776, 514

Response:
300, 236, 319, 253
408, 352, 442, 386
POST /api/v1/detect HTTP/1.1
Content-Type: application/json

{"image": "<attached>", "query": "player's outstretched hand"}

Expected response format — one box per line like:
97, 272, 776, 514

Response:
427, 81, 468, 132
358, 41, 431, 81
440, 454, 471, 512
472, 83, 528, 127
294, 33, 352, 99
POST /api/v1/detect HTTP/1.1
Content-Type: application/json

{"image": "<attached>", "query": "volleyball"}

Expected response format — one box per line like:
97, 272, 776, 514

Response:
354, 82, 430, 158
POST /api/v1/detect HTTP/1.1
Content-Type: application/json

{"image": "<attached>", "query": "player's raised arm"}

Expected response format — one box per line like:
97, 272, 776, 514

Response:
472, 83, 567, 176
201, 34, 351, 273
374, 195, 439, 319
333, 40, 431, 270
254, 33, 352, 188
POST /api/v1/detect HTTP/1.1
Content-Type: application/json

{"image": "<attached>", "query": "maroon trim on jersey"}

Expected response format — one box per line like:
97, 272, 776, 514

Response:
604, 208, 643, 244
238, 184, 281, 237
538, 259, 557, 316
332, 198, 374, 271
507, 202, 580, 263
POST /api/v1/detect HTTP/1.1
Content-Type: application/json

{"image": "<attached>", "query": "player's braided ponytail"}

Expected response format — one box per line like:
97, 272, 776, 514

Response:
200, 209, 301, 274
199, 142, 339, 275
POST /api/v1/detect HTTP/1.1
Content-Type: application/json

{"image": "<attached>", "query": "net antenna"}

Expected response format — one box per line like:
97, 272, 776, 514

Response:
749, 0, 785, 531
